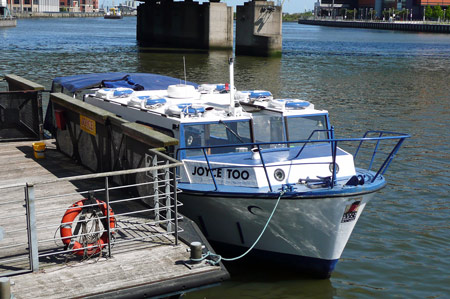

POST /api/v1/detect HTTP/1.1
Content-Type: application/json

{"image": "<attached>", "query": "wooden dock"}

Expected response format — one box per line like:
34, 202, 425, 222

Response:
0, 140, 228, 298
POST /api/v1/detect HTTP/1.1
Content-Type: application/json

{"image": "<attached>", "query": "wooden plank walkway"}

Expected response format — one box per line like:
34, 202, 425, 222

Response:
0, 140, 228, 298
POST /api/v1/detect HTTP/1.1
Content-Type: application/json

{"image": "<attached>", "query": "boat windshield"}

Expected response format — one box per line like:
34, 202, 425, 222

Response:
181, 120, 252, 157
286, 114, 329, 145
251, 110, 286, 148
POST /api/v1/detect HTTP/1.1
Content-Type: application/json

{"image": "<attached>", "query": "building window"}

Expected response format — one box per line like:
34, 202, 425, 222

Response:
24, 0, 30, 4
14, 0, 19, 4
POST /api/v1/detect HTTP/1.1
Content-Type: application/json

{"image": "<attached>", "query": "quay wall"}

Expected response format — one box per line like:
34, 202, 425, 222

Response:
13, 12, 135, 18
0, 19, 16, 26
298, 19, 450, 33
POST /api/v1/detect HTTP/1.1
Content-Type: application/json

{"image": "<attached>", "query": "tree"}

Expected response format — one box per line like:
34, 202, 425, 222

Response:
432, 5, 444, 20
369, 9, 376, 20
425, 5, 433, 20
346, 9, 354, 20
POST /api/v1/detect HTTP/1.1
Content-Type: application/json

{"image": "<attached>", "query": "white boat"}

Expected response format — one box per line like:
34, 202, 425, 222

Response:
104, 7, 123, 19
48, 65, 409, 277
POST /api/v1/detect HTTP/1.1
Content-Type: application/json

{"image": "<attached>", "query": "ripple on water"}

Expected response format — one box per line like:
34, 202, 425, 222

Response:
1, 20, 449, 299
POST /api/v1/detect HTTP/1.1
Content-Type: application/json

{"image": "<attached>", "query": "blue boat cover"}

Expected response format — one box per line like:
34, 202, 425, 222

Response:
52, 72, 198, 93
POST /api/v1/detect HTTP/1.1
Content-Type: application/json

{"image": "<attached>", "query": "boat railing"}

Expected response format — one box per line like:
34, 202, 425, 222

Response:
176, 130, 409, 192
0, 156, 182, 277
291, 128, 335, 160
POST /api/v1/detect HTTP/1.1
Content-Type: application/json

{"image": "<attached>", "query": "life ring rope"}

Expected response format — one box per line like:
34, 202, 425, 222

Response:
60, 197, 115, 257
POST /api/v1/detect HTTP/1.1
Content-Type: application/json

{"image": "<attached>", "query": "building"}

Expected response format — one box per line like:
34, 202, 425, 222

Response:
318, 0, 449, 19
7, 0, 59, 12
8, 0, 98, 13
79, 0, 93, 12
59, 0, 80, 12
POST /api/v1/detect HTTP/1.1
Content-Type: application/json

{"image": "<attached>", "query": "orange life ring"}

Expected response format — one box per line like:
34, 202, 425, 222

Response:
60, 198, 115, 256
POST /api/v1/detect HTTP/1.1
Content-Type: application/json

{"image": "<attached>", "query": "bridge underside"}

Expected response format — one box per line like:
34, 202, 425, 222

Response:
137, 0, 282, 57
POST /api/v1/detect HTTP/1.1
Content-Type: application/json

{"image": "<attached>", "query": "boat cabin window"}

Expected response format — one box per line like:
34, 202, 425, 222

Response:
251, 111, 286, 148
181, 120, 252, 157
286, 115, 329, 145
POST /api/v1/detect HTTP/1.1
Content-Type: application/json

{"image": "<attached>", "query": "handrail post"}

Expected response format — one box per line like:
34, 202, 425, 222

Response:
368, 132, 383, 171
105, 177, 112, 258
331, 141, 338, 188
381, 138, 406, 175
258, 144, 273, 192
165, 160, 172, 233
372, 137, 406, 182
172, 166, 179, 246
25, 183, 39, 272
354, 130, 370, 159
202, 148, 218, 191
152, 154, 160, 222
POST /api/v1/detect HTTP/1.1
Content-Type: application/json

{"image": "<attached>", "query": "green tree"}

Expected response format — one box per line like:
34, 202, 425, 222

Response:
425, 5, 433, 20
432, 5, 443, 20
369, 9, 376, 20
346, 9, 354, 20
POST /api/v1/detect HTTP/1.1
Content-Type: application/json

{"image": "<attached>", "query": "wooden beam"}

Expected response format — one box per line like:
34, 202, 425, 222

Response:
4, 74, 44, 91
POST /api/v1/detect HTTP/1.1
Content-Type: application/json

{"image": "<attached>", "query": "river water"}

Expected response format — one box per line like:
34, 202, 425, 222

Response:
1, 18, 449, 298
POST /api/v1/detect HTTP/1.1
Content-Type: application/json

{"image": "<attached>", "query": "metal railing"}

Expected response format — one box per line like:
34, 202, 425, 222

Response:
0, 90, 44, 141
176, 130, 410, 192
0, 151, 183, 277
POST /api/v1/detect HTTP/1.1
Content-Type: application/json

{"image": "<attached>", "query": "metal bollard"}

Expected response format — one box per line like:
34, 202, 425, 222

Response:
0, 277, 11, 299
190, 241, 203, 263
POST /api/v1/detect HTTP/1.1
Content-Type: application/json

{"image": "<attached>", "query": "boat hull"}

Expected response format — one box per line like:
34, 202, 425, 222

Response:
178, 190, 378, 277
104, 15, 123, 19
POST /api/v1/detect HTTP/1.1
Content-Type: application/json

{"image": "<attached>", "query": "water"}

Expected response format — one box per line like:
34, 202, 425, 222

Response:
1, 18, 449, 298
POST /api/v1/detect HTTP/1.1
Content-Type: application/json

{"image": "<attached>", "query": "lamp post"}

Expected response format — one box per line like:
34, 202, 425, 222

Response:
332, 0, 334, 19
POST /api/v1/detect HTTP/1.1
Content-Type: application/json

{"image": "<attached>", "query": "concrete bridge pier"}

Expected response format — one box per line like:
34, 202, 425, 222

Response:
235, 0, 282, 57
137, 0, 233, 50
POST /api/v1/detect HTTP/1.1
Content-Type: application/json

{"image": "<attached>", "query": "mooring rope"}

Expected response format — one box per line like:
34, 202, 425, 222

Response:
192, 189, 286, 265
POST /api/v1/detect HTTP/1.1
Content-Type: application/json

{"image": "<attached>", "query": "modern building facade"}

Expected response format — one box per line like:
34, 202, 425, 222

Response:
8, 0, 98, 13
318, 0, 449, 19
7, 0, 59, 12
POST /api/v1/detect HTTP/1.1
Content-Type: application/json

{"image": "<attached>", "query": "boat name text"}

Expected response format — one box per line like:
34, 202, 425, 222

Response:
191, 166, 250, 180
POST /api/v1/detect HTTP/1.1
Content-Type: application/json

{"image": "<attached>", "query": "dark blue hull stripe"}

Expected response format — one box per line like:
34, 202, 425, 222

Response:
211, 241, 339, 279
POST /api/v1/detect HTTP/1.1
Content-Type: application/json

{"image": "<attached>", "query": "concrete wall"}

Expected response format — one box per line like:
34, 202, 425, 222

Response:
235, 1, 282, 57
49, 92, 180, 198
207, 2, 233, 49
137, 1, 232, 50
0, 19, 16, 27
13, 12, 104, 18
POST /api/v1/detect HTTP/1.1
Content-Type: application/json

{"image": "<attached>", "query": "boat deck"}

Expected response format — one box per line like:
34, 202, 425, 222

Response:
0, 140, 227, 298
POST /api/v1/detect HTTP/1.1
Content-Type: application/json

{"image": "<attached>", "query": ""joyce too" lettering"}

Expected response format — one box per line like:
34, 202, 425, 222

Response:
191, 166, 250, 180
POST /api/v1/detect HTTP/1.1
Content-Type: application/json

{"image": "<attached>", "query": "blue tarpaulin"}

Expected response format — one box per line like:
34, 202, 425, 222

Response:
52, 72, 198, 93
